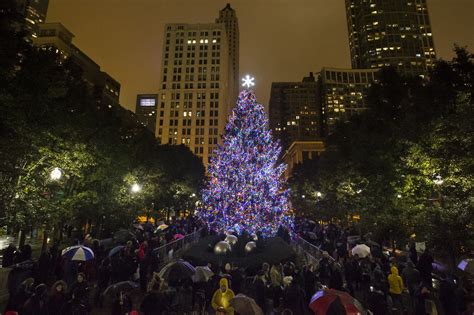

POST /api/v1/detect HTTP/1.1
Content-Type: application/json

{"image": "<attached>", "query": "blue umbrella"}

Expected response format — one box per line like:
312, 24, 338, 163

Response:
62, 245, 95, 261
108, 245, 125, 257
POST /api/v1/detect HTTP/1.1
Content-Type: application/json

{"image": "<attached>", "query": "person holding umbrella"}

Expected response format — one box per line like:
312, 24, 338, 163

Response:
211, 278, 235, 315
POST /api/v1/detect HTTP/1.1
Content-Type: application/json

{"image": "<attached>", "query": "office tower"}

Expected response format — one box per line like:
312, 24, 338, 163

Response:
156, 5, 239, 166
17, 0, 49, 41
136, 94, 158, 133
33, 23, 120, 108
345, 0, 436, 76
269, 73, 321, 150
319, 67, 378, 134
216, 3, 239, 103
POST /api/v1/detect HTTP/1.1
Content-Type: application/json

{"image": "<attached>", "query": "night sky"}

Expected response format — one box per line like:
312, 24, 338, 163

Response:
47, 0, 474, 111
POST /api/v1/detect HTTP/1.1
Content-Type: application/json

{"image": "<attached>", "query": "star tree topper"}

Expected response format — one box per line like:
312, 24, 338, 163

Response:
242, 74, 255, 88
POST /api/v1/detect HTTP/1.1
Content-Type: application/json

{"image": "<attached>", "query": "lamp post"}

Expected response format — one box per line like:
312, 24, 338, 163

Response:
50, 167, 62, 181
131, 183, 141, 193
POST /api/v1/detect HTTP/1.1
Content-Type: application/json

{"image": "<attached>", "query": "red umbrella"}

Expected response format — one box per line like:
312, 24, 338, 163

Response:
309, 289, 365, 315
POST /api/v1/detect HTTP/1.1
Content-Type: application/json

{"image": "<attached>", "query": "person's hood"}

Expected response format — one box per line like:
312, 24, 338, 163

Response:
390, 266, 399, 275
219, 277, 229, 292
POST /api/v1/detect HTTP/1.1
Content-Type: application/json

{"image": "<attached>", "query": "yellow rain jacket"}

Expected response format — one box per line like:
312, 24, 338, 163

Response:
388, 266, 405, 295
211, 278, 235, 315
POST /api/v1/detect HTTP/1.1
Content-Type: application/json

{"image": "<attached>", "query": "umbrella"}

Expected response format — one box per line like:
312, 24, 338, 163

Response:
62, 245, 95, 261
192, 266, 214, 282
156, 224, 169, 231
352, 244, 371, 258
113, 229, 136, 243
173, 233, 185, 240
158, 259, 196, 283
231, 294, 263, 315
457, 258, 474, 275
309, 289, 365, 315
103, 281, 139, 298
108, 245, 124, 257
133, 224, 144, 231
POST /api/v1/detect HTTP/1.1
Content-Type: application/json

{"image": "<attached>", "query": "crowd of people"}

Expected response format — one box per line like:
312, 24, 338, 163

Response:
0, 217, 473, 315
295, 219, 474, 315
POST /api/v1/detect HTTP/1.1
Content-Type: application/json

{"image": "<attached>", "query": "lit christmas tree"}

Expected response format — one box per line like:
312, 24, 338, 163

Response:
199, 76, 293, 237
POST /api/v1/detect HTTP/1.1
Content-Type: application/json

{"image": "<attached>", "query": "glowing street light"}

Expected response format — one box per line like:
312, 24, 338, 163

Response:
131, 183, 141, 193
433, 175, 444, 186
397, 194, 402, 199
316, 191, 322, 198
50, 167, 62, 181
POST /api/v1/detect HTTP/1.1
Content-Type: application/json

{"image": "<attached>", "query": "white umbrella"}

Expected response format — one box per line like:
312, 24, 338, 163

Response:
62, 245, 95, 261
192, 266, 214, 282
352, 244, 371, 258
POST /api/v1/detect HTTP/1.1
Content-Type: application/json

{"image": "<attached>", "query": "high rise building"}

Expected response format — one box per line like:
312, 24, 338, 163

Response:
318, 67, 378, 134
33, 23, 121, 108
136, 94, 158, 133
269, 73, 321, 150
345, 0, 436, 76
17, 0, 49, 42
156, 5, 239, 166
216, 3, 239, 103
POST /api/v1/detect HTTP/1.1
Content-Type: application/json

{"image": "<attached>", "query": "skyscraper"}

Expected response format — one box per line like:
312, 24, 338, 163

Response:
33, 23, 121, 109
269, 73, 321, 150
136, 94, 158, 133
345, 0, 436, 76
156, 5, 239, 167
216, 3, 239, 103
17, 0, 49, 42
319, 67, 378, 134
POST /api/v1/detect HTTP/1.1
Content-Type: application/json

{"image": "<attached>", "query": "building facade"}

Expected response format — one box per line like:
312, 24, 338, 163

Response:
319, 67, 378, 135
216, 3, 239, 103
136, 94, 158, 133
345, 0, 436, 76
33, 23, 121, 108
156, 5, 239, 166
282, 141, 325, 178
269, 73, 321, 150
17, 0, 49, 42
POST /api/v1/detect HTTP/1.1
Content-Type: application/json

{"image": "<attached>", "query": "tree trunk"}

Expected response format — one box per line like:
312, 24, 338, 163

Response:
18, 230, 26, 247
41, 229, 48, 253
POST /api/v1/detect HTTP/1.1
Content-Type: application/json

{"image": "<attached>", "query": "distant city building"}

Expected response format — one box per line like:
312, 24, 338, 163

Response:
345, 0, 436, 76
318, 67, 379, 135
282, 141, 325, 178
33, 23, 121, 108
216, 3, 239, 102
156, 4, 239, 166
136, 94, 158, 133
17, 0, 49, 42
269, 73, 321, 150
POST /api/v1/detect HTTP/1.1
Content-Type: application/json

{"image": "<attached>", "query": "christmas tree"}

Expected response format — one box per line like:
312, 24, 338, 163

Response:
199, 78, 293, 237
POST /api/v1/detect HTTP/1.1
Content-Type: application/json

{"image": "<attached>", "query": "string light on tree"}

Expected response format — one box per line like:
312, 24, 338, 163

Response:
199, 77, 293, 237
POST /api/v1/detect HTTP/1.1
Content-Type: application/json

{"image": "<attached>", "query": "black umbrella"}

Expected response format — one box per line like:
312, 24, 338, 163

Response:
103, 281, 139, 299
158, 259, 196, 283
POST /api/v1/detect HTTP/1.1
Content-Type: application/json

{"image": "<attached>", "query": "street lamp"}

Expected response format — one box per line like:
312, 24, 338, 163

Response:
131, 183, 141, 193
433, 175, 444, 186
316, 191, 322, 198
397, 194, 402, 199
50, 167, 62, 181
191, 193, 196, 198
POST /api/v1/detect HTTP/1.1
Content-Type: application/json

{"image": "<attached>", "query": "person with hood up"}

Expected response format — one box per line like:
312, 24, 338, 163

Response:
211, 277, 235, 315
402, 261, 421, 297
21, 284, 49, 315
49, 280, 68, 315
388, 266, 405, 312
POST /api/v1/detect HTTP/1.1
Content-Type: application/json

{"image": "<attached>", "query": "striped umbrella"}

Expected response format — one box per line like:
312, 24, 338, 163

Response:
62, 245, 95, 261
309, 289, 365, 315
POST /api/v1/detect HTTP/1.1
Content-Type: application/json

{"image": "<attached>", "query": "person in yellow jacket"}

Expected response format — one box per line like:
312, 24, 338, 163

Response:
211, 277, 235, 315
388, 266, 405, 312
